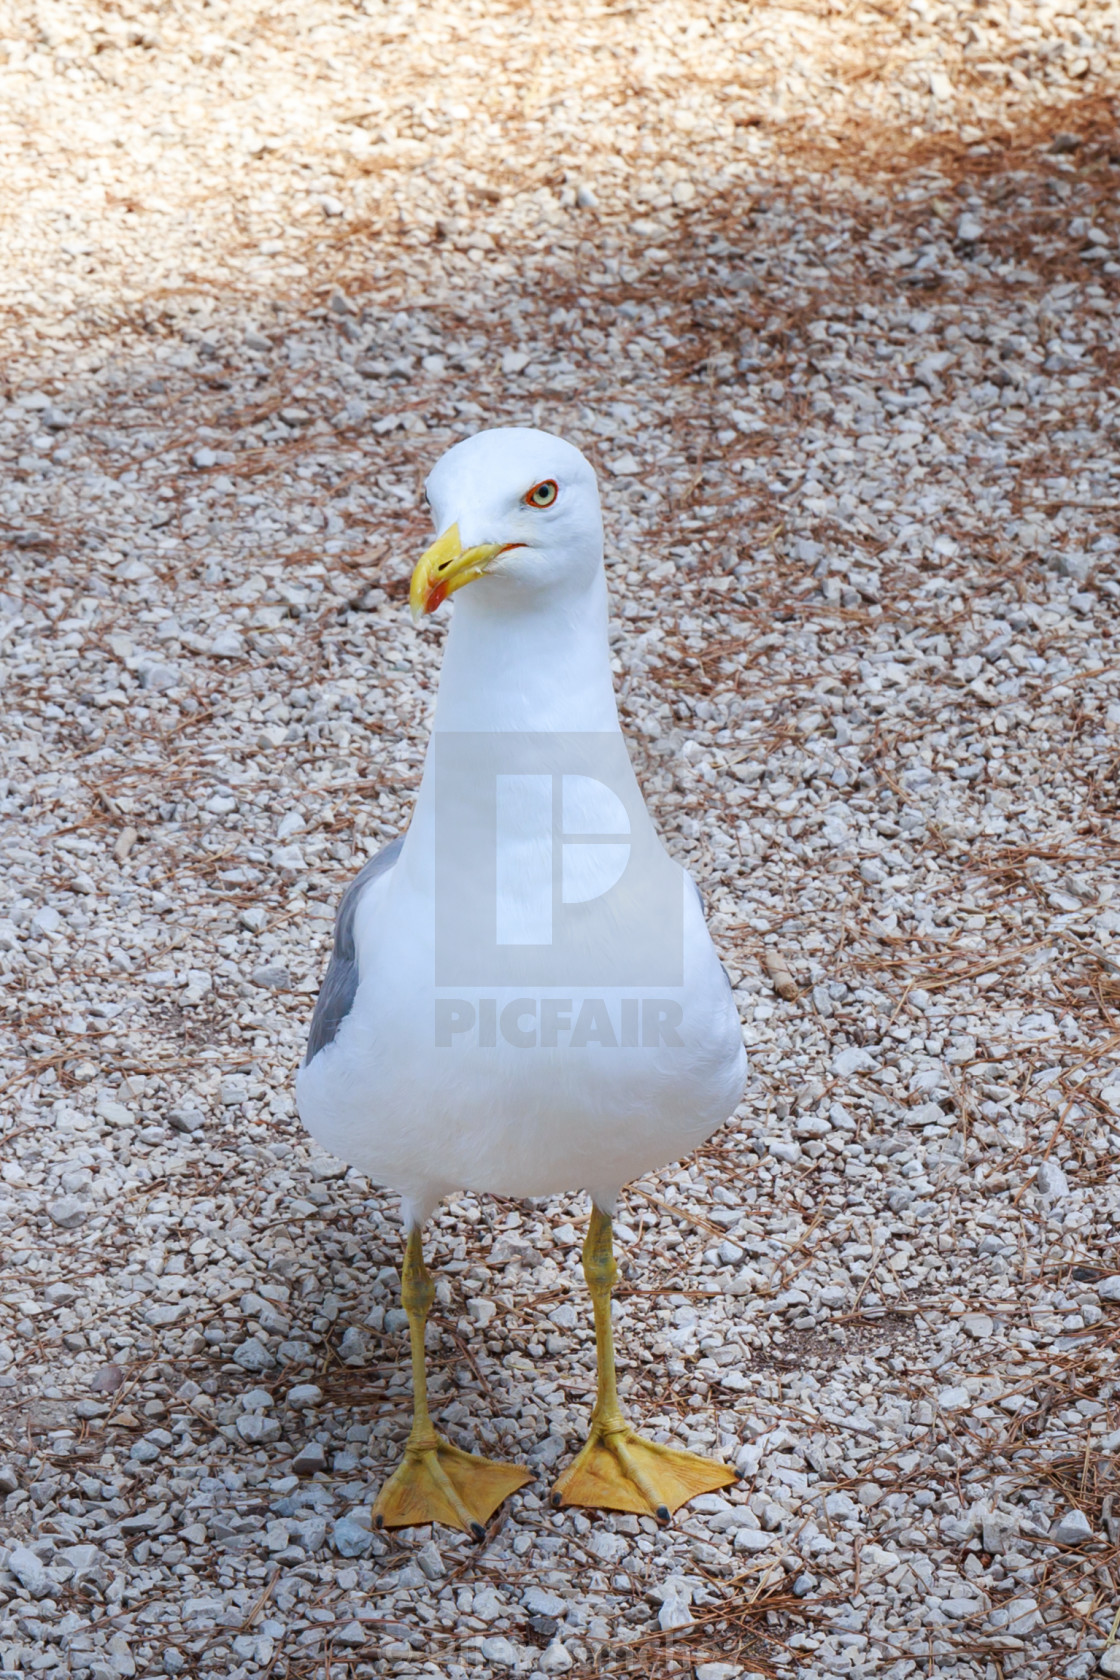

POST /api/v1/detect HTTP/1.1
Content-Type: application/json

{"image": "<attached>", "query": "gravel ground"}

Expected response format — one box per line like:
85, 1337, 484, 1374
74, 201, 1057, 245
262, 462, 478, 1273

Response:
3, 2, 1120, 1678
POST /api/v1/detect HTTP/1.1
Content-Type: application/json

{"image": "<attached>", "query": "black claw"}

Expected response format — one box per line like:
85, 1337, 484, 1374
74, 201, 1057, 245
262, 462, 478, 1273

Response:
551, 1492, 563, 1509
374, 1513, 384, 1529
470, 1521, 486, 1543
656, 1504, 672, 1524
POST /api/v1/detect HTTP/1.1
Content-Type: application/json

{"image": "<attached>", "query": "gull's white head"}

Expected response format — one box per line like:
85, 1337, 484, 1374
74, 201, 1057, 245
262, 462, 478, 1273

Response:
410, 427, 604, 621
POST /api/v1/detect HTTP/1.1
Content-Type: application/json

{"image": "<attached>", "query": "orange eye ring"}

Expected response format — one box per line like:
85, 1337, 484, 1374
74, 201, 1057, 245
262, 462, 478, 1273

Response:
525, 479, 558, 508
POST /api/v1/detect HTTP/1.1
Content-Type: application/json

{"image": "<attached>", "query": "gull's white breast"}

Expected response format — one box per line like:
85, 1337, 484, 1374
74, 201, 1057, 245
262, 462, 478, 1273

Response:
296, 853, 746, 1215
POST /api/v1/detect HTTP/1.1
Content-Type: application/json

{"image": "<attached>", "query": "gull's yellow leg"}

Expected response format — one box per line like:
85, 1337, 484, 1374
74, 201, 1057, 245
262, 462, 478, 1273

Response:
551, 1204, 736, 1522
372, 1227, 530, 1537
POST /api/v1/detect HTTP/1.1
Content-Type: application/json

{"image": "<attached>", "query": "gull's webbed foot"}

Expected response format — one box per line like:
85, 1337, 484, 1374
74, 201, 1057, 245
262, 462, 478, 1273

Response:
550, 1419, 736, 1522
373, 1434, 531, 1537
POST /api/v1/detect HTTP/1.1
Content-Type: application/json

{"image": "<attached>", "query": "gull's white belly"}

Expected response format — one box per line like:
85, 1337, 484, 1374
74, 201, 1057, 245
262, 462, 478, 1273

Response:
296, 870, 746, 1212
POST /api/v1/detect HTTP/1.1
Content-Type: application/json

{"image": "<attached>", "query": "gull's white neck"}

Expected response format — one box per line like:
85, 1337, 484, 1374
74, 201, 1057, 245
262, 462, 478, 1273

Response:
396, 566, 622, 884
431, 568, 619, 733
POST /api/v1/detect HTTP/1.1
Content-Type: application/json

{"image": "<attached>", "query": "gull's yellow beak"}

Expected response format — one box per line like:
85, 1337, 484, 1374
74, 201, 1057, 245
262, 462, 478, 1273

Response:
409, 523, 509, 622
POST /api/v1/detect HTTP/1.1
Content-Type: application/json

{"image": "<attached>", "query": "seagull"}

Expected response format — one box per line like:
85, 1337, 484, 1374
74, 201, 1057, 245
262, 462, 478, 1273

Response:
297, 427, 746, 1536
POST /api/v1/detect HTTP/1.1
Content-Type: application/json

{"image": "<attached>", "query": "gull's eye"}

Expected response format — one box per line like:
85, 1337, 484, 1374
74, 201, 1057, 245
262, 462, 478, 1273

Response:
525, 479, 558, 508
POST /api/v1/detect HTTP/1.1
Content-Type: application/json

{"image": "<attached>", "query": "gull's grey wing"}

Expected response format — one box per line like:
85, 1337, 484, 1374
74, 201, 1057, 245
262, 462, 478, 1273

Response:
303, 836, 404, 1066
689, 872, 736, 999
